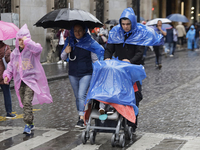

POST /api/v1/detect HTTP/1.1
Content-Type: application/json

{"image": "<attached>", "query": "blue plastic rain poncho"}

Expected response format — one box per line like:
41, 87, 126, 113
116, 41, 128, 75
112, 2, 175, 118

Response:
186, 25, 197, 49
62, 25, 104, 60
108, 8, 164, 46
85, 59, 146, 115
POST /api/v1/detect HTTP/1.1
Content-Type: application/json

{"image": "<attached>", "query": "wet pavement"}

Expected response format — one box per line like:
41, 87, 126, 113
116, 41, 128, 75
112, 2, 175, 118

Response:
1, 48, 200, 149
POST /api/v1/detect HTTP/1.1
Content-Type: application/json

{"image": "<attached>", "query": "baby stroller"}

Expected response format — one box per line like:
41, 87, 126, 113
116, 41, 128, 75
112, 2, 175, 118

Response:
81, 59, 146, 147
82, 99, 134, 147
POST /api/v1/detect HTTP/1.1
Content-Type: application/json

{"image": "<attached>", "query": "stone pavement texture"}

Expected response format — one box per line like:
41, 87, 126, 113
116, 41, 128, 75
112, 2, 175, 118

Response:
1, 47, 200, 149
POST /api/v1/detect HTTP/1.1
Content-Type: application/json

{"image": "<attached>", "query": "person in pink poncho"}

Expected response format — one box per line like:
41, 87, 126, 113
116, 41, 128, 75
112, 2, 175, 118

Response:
3, 24, 53, 134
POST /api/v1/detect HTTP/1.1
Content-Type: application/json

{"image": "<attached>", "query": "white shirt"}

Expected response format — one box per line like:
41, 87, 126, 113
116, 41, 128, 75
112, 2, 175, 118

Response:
59, 30, 65, 45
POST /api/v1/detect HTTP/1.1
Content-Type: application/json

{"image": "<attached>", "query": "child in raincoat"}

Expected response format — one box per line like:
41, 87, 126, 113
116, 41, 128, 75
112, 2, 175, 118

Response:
3, 24, 53, 134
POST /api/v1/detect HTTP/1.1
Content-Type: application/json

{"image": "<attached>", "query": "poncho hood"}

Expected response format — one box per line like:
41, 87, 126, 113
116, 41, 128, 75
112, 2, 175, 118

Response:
108, 8, 164, 46
15, 24, 31, 47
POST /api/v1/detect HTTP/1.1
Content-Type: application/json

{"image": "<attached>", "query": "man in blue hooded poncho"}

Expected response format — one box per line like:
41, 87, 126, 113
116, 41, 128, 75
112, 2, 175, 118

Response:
104, 8, 163, 131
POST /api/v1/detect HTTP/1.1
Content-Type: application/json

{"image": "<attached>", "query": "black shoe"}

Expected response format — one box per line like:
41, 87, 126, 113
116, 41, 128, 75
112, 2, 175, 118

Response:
75, 119, 85, 129
6, 113, 16, 119
107, 107, 115, 115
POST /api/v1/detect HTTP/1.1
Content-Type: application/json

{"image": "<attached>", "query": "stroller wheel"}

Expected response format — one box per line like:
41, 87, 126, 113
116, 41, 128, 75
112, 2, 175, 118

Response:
90, 132, 96, 145
128, 126, 133, 140
119, 133, 125, 148
81, 131, 87, 144
111, 134, 116, 147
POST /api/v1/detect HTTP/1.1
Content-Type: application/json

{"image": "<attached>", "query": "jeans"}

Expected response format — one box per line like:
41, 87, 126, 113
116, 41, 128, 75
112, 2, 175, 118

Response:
165, 42, 174, 55
69, 75, 92, 116
153, 46, 162, 65
0, 84, 12, 113
143, 46, 148, 57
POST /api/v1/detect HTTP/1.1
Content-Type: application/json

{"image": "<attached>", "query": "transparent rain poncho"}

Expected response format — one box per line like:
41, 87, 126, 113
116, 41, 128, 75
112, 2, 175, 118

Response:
85, 59, 146, 115
3, 24, 53, 107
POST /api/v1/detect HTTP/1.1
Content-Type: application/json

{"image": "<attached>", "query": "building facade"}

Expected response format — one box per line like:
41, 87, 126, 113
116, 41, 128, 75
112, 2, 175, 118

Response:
0, 0, 199, 62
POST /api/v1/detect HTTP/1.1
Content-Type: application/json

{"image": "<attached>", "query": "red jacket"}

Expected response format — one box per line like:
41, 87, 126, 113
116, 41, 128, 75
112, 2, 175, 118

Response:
0, 42, 11, 84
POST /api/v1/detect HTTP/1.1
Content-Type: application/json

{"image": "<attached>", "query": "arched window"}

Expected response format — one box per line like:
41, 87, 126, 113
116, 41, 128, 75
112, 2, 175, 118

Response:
54, 0, 68, 9
0, 0, 11, 13
95, 0, 104, 23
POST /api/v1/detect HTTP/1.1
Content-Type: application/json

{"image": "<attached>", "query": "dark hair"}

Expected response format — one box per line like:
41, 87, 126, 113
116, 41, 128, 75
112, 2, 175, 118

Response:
120, 17, 130, 25
156, 20, 162, 27
73, 22, 86, 31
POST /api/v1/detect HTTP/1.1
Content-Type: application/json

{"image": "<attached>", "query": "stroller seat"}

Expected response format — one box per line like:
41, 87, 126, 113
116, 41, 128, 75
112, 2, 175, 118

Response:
90, 109, 119, 120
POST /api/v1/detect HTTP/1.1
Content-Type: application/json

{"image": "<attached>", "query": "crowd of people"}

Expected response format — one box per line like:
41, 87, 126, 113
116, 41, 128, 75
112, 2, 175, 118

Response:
1, 7, 198, 136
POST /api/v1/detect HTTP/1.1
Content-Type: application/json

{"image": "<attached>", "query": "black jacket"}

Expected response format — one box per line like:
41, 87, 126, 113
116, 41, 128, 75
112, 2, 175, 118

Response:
104, 43, 144, 65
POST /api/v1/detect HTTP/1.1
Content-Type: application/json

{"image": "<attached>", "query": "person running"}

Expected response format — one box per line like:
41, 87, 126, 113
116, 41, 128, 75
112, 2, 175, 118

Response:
0, 40, 16, 118
3, 24, 53, 134
61, 23, 104, 128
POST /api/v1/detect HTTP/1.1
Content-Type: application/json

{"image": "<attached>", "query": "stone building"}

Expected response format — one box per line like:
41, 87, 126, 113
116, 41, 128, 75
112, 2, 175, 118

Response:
0, 0, 199, 62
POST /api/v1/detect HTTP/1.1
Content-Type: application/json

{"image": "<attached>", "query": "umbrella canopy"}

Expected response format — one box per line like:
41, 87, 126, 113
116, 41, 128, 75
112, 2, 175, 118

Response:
34, 8, 103, 29
167, 13, 189, 23
148, 24, 172, 30
105, 19, 119, 24
146, 18, 171, 26
0, 21, 19, 41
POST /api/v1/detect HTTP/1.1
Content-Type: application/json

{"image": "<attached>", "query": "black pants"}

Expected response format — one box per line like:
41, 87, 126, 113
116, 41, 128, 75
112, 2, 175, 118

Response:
178, 37, 184, 45
153, 46, 162, 65
57, 45, 64, 60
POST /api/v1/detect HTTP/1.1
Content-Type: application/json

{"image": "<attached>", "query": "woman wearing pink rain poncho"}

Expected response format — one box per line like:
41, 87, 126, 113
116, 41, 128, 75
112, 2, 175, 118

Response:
3, 24, 53, 134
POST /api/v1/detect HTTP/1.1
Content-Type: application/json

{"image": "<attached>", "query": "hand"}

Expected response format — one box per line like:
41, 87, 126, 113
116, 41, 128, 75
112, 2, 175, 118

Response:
64, 44, 71, 53
22, 36, 27, 41
122, 59, 130, 63
4, 77, 9, 85
157, 26, 162, 31
105, 58, 111, 60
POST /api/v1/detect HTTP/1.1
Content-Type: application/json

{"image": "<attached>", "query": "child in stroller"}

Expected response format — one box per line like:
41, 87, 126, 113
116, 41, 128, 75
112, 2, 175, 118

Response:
81, 59, 146, 147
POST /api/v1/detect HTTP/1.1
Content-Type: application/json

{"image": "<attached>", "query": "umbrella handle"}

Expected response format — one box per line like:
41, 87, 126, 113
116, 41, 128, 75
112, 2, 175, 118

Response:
68, 53, 76, 61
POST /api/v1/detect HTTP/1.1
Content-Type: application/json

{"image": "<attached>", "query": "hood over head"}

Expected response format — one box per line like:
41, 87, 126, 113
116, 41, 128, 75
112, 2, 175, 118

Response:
15, 24, 31, 47
119, 8, 137, 32
190, 25, 194, 29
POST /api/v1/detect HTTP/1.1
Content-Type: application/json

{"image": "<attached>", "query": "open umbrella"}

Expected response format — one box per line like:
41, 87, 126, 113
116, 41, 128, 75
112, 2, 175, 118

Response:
167, 13, 189, 23
105, 19, 119, 24
148, 24, 172, 30
34, 8, 103, 29
0, 21, 19, 41
146, 18, 171, 26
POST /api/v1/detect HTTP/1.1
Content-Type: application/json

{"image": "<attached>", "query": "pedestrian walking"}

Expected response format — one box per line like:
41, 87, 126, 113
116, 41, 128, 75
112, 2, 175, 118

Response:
153, 20, 167, 69
98, 24, 108, 49
0, 41, 16, 118
3, 24, 53, 134
164, 25, 174, 57
104, 7, 163, 131
195, 24, 200, 50
176, 22, 186, 46
56, 29, 69, 63
61, 23, 104, 128
186, 25, 197, 50
172, 24, 178, 55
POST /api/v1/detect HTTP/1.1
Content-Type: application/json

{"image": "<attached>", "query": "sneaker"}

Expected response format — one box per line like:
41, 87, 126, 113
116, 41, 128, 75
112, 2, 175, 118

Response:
158, 64, 162, 70
75, 119, 85, 129
6, 113, 16, 119
23, 124, 35, 134
169, 54, 174, 57
107, 107, 115, 115
99, 108, 105, 115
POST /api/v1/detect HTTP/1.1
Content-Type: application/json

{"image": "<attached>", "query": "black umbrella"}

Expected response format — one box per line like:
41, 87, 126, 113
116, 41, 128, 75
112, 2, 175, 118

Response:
34, 8, 103, 29
105, 19, 119, 25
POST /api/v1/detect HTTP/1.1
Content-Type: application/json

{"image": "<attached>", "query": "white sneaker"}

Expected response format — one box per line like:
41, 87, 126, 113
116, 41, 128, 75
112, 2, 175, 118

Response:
170, 55, 174, 57
57, 60, 62, 64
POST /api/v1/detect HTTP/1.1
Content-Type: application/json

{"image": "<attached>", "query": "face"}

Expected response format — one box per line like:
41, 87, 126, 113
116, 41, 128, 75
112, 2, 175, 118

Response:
121, 19, 131, 32
18, 38, 25, 48
74, 25, 85, 39
157, 20, 162, 28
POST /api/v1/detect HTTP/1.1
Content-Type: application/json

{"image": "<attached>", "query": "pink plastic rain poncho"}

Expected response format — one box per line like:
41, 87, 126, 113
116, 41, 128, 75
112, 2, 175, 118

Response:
3, 24, 53, 107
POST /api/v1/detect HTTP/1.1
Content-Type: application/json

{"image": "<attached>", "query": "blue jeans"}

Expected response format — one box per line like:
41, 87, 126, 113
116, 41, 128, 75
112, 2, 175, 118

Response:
165, 42, 174, 55
0, 84, 12, 113
69, 75, 92, 116
195, 37, 199, 49
143, 46, 148, 57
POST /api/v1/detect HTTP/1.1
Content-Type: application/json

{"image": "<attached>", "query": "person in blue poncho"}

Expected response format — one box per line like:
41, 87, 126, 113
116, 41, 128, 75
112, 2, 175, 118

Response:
186, 25, 197, 50
103, 7, 164, 131
61, 23, 104, 128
